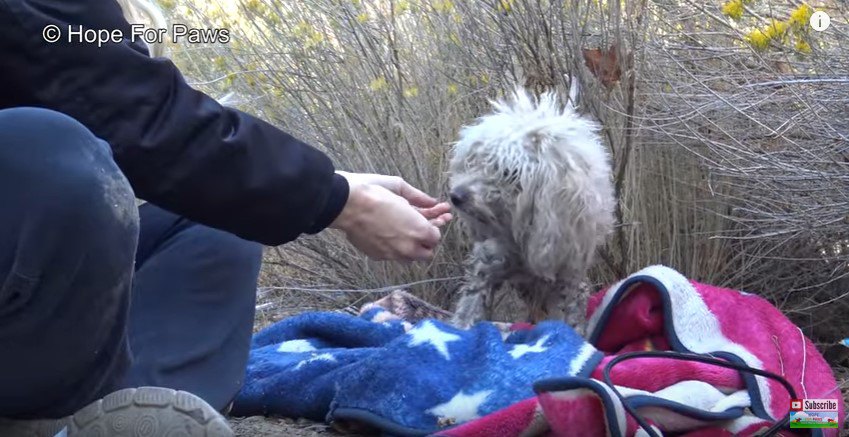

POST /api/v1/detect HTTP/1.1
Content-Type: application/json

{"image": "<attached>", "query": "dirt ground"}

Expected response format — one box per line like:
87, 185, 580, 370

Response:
229, 416, 339, 437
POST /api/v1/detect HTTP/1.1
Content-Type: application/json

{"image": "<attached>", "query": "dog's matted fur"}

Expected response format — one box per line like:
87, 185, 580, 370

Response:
447, 83, 615, 333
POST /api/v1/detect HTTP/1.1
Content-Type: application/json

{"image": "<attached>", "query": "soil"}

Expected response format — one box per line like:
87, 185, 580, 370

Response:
229, 416, 338, 437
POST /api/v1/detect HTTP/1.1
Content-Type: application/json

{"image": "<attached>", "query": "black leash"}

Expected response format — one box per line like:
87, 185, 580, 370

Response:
601, 350, 797, 437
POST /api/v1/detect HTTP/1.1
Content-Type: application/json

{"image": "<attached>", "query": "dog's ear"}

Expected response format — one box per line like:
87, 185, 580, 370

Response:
566, 76, 579, 111
512, 156, 598, 281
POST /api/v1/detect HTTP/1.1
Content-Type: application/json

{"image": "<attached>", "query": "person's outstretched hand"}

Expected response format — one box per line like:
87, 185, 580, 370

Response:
330, 171, 453, 261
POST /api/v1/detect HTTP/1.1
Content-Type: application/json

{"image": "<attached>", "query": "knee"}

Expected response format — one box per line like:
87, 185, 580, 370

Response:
0, 107, 138, 234
213, 230, 264, 269
0, 107, 109, 156
189, 225, 264, 274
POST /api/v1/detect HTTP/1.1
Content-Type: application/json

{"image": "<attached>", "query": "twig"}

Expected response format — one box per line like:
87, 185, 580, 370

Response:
260, 276, 464, 295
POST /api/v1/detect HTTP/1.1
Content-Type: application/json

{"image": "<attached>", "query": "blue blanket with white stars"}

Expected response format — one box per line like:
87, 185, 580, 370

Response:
230, 307, 602, 436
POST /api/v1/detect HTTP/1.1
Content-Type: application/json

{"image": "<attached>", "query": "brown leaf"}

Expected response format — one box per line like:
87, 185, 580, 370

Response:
583, 44, 621, 88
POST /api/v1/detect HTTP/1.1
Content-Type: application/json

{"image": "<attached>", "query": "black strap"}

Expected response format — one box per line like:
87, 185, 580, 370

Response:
601, 350, 797, 437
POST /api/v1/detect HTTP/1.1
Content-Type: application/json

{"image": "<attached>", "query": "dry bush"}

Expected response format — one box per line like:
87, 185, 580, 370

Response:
635, 0, 849, 340
160, 0, 849, 341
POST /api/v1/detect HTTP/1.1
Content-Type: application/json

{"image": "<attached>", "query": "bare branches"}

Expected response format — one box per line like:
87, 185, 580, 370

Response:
166, 0, 849, 339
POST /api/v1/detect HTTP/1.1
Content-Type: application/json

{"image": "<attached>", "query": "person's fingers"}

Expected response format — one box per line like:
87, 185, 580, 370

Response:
429, 212, 454, 227
417, 224, 441, 250
340, 181, 446, 262
418, 202, 452, 219
368, 175, 404, 194
402, 238, 435, 261
352, 173, 437, 208
397, 180, 438, 208
392, 238, 423, 262
412, 246, 435, 261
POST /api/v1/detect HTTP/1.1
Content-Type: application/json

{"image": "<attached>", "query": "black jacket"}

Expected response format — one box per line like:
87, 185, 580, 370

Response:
0, 0, 349, 246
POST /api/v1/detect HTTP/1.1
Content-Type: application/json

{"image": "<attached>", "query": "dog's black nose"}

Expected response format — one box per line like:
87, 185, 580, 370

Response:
449, 188, 469, 206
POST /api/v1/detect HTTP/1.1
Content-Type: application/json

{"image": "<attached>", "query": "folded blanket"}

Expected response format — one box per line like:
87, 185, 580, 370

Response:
231, 305, 601, 434
437, 265, 844, 436
233, 265, 844, 436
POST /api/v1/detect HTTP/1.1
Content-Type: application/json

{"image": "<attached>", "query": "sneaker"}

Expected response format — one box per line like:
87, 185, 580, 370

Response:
0, 386, 234, 436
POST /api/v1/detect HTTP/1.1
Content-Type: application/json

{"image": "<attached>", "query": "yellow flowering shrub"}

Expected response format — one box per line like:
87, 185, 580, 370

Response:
745, 28, 769, 50
721, 0, 744, 20
403, 87, 419, 98
369, 77, 388, 91
497, 0, 514, 14
293, 21, 324, 48
795, 38, 811, 53
730, 1, 816, 54
763, 19, 788, 41
433, 0, 454, 13
245, 0, 261, 11
789, 3, 814, 28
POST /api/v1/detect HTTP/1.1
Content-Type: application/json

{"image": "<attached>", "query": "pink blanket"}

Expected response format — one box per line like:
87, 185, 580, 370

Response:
435, 265, 843, 436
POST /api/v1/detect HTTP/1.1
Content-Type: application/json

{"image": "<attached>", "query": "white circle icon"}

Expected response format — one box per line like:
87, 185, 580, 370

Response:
810, 11, 830, 31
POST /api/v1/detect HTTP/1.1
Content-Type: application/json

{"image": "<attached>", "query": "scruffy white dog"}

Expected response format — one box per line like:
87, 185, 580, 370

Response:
448, 84, 616, 333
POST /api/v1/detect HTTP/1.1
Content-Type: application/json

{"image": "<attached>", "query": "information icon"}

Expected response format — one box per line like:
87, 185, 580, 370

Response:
810, 11, 830, 31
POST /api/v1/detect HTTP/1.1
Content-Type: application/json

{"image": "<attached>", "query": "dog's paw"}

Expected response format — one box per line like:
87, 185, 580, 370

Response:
570, 321, 588, 337
448, 314, 476, 330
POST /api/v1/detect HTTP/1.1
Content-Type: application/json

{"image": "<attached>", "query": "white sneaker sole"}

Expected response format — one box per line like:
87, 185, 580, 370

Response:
0, 387, 234, 437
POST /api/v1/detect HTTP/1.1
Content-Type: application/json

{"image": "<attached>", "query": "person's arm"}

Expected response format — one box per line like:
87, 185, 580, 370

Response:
0, 0, 347, 245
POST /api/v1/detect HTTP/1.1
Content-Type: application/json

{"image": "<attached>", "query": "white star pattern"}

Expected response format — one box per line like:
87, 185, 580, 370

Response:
277, 339, 317, 353
294, 353, 337, 370
407, 321, 461, 360
426, 390, 494, 423
509, 334, 551, 359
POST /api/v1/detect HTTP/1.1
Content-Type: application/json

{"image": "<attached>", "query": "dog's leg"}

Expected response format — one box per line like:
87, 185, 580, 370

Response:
519, 278, 561, 324
521, 277, 590, 336
450, 240, 507, 329
451, 285, 487, 329
547, 278, 590, 336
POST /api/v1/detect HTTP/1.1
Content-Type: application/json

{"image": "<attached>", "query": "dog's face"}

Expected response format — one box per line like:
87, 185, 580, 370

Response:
448, 88, 616, 276
447, 144, 522, 236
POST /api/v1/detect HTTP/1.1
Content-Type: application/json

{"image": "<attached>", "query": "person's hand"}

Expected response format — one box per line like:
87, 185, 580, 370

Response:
330, 171, 453, 261
336, 172, 453, 225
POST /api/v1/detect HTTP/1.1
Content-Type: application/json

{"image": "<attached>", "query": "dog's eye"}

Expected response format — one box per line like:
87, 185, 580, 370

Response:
502, 169, 520, 183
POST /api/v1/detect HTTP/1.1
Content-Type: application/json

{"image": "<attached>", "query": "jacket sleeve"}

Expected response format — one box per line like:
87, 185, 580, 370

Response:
1, 0, 349, 246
